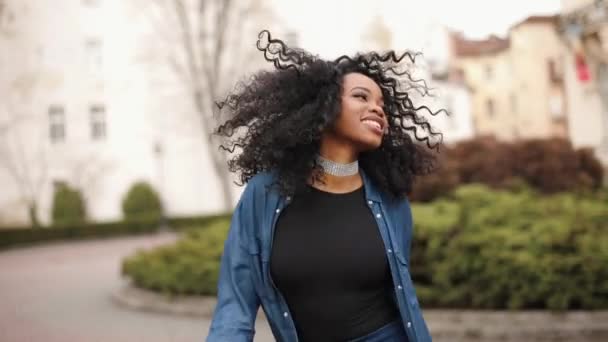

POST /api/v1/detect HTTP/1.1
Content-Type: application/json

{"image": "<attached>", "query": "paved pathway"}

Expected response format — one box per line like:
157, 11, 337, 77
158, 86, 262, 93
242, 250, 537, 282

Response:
0, 232, 274, 342
1, 232, 607, 342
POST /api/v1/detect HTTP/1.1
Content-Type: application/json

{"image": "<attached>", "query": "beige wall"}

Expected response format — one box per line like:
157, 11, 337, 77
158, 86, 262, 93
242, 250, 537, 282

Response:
456, 52, 515, 140
509, 23, 568, 139
453, 20, 568, 142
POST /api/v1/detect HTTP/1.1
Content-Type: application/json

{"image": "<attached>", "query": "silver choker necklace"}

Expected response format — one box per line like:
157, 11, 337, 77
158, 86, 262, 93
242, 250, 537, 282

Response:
315, 155, 359, 177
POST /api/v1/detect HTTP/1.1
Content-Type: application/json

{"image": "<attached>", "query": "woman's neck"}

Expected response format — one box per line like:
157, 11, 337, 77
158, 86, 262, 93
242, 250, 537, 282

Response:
318, 134, 358, 163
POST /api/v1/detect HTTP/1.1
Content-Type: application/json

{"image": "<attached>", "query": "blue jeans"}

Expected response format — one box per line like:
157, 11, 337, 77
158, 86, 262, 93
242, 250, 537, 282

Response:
349, 320, 408, 342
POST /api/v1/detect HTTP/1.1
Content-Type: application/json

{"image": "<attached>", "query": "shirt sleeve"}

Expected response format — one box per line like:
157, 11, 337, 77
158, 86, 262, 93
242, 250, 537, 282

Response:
207, 190, 260, 342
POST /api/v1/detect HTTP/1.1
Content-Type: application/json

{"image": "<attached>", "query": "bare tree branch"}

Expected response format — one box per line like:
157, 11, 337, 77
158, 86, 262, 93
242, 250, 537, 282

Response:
172, 0, 200, 88
138, 0, 270, 210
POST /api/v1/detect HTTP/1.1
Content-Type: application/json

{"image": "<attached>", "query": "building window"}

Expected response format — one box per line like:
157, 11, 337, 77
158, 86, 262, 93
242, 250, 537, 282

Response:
486, 98, 495, 118
549, 94, 564, 119
451, 68, 465, 83
485, 65, 493, 80
49, 105, 66, 143
82, 0, 101, 6
90, 104, 106, 140
85, 38, 102, 71
548, 58, 563, 84
0, 3, 15, 35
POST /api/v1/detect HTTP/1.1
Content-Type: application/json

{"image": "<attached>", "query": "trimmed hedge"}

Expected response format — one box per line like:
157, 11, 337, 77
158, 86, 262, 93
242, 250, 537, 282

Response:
0, 219, 159, 249
122, 220, 229, 296
411, 185, 608, 310
122, 181, 163, 221
0, 213, 231, 250
121, 185, 608, 310
51, 184, 87, 226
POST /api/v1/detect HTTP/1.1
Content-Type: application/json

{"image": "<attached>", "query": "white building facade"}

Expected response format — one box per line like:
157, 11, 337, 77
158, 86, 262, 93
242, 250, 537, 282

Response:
0, 0, 257, 226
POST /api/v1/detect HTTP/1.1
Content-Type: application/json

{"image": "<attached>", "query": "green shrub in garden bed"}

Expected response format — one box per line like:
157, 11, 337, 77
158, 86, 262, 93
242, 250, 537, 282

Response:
51, 183, 87, 226
121, 184, 608, 310
122, 220, 229, 296
122, 181, 163, 222
411, 184, 608, 310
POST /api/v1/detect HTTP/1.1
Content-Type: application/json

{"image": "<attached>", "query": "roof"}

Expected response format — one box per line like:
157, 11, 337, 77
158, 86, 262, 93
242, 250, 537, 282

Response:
450, 33, 510, 57
450, 15, 558, 57
510, 15, 559, 31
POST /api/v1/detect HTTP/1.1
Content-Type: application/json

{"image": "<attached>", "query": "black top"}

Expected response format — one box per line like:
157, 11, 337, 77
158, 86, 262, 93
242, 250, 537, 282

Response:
270, 185, 399, 342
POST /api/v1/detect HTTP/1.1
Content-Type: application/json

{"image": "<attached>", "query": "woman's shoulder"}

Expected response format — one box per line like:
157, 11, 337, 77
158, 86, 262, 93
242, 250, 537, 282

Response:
247, 171, 277, 188
239, 171, 281, 204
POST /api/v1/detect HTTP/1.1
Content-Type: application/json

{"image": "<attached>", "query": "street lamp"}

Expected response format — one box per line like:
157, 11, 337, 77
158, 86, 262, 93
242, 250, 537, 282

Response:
153, 140, 169, 231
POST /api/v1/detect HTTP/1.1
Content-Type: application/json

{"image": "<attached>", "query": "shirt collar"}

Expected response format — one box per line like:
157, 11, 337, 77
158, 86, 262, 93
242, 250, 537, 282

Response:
360, 169, 382, 203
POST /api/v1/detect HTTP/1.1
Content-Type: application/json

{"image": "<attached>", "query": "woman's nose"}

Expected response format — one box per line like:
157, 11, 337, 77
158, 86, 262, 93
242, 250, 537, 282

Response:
370, 103, 385, 118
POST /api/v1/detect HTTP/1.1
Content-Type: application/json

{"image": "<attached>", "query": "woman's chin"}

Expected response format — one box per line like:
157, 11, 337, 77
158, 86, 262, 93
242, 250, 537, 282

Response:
355, 137, 383, 151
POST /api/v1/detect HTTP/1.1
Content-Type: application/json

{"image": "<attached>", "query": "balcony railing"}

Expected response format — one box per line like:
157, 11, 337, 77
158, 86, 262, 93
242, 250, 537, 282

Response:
560, 0, 608, 35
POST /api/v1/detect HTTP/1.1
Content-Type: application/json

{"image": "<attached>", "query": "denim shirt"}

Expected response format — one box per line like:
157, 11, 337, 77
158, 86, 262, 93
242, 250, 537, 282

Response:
207, 171, 432, 342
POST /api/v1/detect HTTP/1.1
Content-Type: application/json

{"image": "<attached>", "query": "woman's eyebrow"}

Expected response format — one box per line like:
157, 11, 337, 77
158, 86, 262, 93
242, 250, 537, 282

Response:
351, 86, 384, 102
350, 86, 371, 93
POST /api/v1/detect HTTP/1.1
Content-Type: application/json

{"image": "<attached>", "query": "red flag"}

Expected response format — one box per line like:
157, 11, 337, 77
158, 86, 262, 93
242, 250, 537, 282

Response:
575, 53, 591, 82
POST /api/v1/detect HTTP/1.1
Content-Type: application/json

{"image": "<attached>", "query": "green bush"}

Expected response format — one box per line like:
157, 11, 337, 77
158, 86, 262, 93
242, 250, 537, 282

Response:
411, 184, 608, 310
51, 184, 87, 226
122, 181, 163, 221
121, 184, 608, 310
122, 220, 229, 296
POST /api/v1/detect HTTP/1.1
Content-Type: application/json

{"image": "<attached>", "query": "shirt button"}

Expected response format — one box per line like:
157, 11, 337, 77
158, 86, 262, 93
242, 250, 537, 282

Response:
387, 249, 393, 253
276, 209, 281, 214
407, 321, 412, 328
286, 196, 291, 202
397, 285, 403, 290
376, 213, 381, 219
283, 312, 289, 318
368, 200, 373, 206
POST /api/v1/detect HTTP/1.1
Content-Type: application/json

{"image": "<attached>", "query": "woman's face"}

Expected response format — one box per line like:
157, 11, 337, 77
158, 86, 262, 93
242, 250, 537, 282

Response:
329, 72, 388, 151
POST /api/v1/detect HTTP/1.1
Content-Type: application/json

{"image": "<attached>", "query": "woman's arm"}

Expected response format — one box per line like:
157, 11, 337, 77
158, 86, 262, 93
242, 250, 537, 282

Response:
207, 193, 260, 342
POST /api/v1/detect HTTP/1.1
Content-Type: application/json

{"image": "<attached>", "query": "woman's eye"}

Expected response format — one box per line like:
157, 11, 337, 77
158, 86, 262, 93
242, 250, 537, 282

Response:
354, 93, 367, 100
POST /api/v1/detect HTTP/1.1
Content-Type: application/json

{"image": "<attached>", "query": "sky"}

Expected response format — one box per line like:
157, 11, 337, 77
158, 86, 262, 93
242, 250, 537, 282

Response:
270, 0, 561, 57
426, 0, 561, 38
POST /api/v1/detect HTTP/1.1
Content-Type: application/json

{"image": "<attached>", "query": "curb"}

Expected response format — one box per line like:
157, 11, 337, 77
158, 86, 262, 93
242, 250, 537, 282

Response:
111, 284, 218, 318
112, 284, 608, 341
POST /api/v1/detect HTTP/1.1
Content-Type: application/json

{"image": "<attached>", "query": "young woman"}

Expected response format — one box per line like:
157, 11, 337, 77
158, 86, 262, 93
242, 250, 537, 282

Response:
207, 30, 443, 342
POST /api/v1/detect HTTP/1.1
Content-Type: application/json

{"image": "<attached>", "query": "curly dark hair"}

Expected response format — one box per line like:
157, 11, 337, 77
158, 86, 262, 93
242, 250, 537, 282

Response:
216, 30, 445, 199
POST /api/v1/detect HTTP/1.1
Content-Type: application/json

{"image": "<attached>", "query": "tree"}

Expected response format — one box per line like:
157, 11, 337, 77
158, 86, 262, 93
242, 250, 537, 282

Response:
0, 75, 49, 228
134, 0, 272, 211
0, 0, 16, 38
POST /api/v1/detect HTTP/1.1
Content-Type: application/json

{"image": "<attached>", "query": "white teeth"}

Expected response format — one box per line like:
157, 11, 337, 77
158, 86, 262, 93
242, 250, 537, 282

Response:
362, 120, 381, 130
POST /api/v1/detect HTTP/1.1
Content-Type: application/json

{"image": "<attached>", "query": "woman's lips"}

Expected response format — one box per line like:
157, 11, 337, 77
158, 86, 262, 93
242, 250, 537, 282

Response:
362, 119, 383, 135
